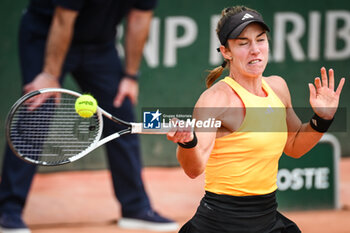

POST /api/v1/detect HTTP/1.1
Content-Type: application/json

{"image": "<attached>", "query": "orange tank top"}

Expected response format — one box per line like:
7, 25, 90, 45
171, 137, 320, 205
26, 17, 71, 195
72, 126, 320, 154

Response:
205, 77, 288, 196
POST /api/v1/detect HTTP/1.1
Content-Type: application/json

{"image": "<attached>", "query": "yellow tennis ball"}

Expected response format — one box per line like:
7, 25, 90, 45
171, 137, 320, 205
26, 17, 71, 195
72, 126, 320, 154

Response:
75, 94, 98, 118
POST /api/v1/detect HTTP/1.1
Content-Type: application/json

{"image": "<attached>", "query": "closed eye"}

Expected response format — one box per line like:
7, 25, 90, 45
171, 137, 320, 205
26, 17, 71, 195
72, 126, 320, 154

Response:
256, 32, 266, 42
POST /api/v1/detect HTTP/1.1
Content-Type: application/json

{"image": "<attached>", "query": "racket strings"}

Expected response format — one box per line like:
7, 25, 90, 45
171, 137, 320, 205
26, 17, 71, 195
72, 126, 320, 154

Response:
8, 93, 101, 165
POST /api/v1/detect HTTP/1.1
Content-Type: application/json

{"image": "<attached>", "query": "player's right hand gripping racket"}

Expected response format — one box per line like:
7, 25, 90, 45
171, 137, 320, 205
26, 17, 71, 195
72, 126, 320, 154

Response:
6, 88, 166, 166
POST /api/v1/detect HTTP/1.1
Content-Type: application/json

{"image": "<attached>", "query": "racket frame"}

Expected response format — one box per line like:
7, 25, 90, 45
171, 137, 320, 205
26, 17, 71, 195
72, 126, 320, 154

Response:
6, 88, 105, 165
6, 88, 166, 166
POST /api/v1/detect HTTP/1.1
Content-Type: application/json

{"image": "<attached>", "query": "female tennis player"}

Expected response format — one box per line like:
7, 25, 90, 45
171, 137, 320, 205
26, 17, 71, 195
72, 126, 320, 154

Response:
167, 5, 345, 233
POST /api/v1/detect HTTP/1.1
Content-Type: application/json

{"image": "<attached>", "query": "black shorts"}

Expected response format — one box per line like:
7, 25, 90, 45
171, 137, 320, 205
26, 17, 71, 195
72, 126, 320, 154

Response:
179, 191, 301, 233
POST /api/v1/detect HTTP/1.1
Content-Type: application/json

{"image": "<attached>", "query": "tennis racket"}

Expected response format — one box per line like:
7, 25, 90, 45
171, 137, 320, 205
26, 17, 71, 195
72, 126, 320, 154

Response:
6, 88, 167, 166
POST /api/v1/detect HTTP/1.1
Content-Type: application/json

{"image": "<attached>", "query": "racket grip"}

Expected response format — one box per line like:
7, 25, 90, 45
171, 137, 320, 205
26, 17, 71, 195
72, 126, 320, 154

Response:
131, 123, 169, 134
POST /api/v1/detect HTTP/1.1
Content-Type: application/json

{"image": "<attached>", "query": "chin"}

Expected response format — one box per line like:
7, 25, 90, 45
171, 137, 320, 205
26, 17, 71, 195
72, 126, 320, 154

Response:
246, 65, 266, 76
246, 69, 264, 78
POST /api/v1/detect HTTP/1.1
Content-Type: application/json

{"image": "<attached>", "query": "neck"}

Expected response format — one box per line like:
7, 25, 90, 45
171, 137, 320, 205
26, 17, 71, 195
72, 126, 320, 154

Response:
229, 74, 266, 97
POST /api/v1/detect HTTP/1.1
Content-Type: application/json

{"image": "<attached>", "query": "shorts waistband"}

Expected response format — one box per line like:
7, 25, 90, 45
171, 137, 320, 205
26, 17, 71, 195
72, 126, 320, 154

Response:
203, 190, 277, 214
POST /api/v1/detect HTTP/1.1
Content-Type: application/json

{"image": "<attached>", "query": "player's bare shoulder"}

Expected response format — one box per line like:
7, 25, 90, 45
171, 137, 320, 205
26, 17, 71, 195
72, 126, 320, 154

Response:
263, 75, 291, 106
194, 80, 243, 134
195, 80, 238, 108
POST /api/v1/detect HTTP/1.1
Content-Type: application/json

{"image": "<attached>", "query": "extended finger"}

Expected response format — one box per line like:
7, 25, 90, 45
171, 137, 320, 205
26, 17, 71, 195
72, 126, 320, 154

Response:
328, 68, 334, 90
129, 93, 137, 105
113, 92, 126, 107
308, 83, 316, 101
335, 77, 346, 96
320, 67, 328, 87
27, 95, 47, 111
314, 77, 322, 89
53, 92, 62, 105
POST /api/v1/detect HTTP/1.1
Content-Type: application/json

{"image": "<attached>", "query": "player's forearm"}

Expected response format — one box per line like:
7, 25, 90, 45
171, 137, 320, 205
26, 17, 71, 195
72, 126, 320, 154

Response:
176, 147, 208, 179
43, 7, 78, 78
124, 9, 153, 76
284, 123, 323, 158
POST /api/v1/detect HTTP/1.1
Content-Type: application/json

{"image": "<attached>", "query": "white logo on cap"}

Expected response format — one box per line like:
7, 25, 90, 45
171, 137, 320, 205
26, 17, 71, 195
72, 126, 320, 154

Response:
242, 13, 254, 20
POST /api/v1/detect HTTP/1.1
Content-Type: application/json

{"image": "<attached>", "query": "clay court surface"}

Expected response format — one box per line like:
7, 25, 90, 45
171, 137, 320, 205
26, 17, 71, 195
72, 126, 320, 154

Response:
23, 158, 350, 233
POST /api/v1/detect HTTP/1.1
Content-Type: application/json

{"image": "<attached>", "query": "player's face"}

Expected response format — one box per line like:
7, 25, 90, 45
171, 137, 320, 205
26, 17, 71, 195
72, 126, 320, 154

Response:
227, 23, 269, 78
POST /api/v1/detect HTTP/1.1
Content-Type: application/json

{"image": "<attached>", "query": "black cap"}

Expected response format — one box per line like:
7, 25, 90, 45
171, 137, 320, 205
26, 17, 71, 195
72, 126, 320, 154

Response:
218, 10, 270, 45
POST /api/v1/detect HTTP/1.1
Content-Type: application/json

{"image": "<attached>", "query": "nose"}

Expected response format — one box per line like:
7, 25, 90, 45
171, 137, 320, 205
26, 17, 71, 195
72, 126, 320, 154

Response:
250, 42, 260, 55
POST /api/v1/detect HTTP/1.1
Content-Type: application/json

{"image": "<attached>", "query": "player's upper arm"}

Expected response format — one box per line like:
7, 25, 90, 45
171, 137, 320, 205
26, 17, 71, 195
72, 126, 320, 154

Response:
266, 76, 303, 155
193, 83, 232, 153
175, 84, 230, 178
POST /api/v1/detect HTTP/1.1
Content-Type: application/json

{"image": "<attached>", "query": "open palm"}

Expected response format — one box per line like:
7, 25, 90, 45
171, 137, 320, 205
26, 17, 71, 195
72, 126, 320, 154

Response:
308, 67, 345, 120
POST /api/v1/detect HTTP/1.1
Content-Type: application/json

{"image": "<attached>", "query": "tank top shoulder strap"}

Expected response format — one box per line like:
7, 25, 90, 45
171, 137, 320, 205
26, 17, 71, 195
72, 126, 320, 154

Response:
220, 76, 248, 98
261, 78, 286, 108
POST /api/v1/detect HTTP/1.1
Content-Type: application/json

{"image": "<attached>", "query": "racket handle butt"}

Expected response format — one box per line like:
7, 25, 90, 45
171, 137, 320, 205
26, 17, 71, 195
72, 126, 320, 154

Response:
131, 123, 169, 134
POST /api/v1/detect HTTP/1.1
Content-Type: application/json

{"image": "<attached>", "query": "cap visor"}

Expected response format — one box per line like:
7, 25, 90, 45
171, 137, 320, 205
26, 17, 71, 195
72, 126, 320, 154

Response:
227, 20, 270, 39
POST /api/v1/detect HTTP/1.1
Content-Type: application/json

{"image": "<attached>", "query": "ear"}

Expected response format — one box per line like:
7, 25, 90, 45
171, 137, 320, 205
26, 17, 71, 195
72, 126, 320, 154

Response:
219, 45, 232, 60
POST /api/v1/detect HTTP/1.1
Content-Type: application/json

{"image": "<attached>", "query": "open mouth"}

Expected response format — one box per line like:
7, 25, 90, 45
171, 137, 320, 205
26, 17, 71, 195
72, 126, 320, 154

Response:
249, 59, 261, 64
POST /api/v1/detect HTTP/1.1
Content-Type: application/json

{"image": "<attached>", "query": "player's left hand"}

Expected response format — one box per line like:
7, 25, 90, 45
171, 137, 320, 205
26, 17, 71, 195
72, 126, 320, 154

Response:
308, 67, 345, 120
166, 118, 194, 144
113, 78, 139, 107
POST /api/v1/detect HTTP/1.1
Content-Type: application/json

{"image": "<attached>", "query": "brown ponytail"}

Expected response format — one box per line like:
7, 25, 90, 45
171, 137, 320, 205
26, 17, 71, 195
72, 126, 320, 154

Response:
205, 60, 228, 88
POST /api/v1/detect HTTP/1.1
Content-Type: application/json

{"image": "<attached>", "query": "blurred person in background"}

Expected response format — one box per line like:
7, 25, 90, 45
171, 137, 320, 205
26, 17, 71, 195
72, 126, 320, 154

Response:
0, 0, 178, 232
